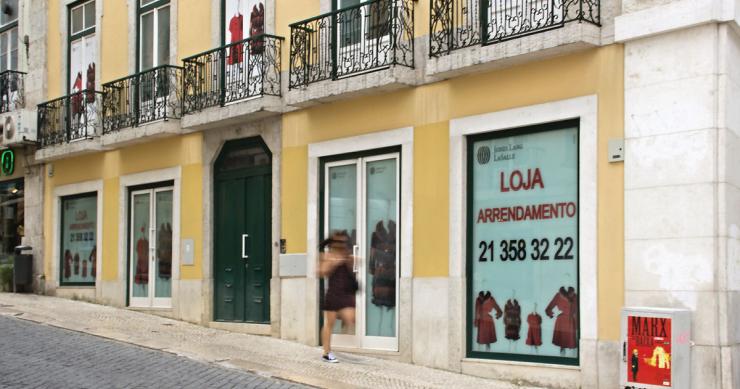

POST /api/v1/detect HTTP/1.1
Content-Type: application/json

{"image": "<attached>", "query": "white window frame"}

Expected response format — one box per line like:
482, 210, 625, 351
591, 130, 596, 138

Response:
139, 1, 171, 71
0, 0, 18, 72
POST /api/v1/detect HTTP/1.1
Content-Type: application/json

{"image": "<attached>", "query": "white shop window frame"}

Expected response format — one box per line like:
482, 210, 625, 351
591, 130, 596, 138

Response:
51, 179, 104, 289
449, 95, 598, 367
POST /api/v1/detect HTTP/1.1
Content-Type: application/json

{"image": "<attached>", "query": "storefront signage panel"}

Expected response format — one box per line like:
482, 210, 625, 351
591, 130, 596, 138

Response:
468, 122, 579, 363
60, 194, 97, 285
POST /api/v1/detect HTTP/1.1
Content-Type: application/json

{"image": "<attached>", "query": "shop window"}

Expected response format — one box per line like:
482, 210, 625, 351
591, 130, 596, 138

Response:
467, 120, 579, 365
0, 179, 23, 265
60, 193, 97, 286
0, 0, 18, 72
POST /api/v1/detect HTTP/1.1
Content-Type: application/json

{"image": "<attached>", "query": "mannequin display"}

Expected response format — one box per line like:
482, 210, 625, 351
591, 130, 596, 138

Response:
474, 291, 503, 347
249, 3, 265, 54
134, 226, 149, 285
504, 299, 521, 341
157, 222, 172, 280
545, 286, 578, 350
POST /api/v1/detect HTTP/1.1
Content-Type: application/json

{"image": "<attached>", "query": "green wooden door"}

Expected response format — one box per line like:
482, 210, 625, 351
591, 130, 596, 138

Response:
214, 139, 271, 323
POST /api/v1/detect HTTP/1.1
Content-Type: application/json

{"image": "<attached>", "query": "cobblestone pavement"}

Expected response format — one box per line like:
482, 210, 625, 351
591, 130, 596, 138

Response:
0, 315, 307, 389
0, 294, 545, 389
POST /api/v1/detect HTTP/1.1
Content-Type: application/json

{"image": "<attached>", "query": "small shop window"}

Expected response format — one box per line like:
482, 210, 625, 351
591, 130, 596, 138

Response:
0, 179, 23, 265
60, 193, 97, 286
466, 120, 579, 365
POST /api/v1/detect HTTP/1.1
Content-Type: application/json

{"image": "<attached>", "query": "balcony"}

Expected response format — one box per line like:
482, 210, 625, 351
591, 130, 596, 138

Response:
101, 65, 183, 146
287, 0, 415, 106
36, 90, 105, 160
0, 70, 24, 113
181, 34, 285, 130
427, 0, 602, 77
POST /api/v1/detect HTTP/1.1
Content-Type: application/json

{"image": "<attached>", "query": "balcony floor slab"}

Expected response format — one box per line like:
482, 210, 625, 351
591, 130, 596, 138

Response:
35, 137, 104, 162
100, 120, 183, 149
181, 95, 284, 132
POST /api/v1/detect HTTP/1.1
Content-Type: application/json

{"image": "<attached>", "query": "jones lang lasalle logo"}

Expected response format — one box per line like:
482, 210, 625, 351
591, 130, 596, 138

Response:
477, 146, 491, 165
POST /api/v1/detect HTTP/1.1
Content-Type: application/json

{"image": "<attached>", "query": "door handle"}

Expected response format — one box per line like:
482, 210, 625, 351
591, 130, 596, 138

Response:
352, 245, 359, 272
242, 234, 249, 259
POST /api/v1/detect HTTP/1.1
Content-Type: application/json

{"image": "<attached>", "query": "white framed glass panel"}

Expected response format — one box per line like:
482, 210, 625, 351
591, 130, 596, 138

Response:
60, 194, 98, 286
154, 190, 173, 299
140, 11, 154, 70
131, 192, 151, 299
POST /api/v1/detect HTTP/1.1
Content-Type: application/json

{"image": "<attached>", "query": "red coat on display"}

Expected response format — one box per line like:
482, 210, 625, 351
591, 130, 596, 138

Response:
545, 286, 578, 349
135, 228, 149, 285
474, 291, 502, 345
228, 13, 244, 65
526, 312, 543, 346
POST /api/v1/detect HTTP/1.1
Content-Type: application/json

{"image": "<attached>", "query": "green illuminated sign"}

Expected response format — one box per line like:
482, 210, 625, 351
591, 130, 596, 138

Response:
1, 149, 13, 176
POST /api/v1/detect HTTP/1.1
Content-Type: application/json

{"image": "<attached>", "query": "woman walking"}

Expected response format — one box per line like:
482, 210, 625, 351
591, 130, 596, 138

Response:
319, 230, 358, 363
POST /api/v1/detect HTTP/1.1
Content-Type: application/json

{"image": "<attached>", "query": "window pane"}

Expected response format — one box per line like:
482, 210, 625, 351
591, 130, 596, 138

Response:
60, 194, 97, 285
69, 39, 83, 91
1, 0, 18, 26
157, 6, 170, 66
140, 12, 154, 70
0, 32, 8, 72
140, 0, 157, 6
84, 2, 95, 29
131, 193, 150, 297
154, 190, 173, 298
468, 126, 579, 362
71, 6, 83, 34
9, 26, 16, 70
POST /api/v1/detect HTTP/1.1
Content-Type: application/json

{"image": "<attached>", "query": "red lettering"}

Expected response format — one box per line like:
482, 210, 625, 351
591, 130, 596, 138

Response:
500, 171, 509, 192
531, 168, 544, 189
511, 170, 523, 191
484, 208, 493, 223
477, 209, 486, 223
566, 202, 577, 217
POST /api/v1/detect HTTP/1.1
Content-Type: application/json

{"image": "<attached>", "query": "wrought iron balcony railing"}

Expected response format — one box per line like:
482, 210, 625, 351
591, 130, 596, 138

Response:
0, 70, 24, 113
289, 0, 414, 89
182, 34, 284, 114
37, 90, 104, 148
102, 65, 183, 134
429, 0, 600, 57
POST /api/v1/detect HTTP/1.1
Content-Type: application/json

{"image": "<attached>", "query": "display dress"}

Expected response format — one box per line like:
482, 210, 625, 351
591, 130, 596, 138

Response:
474, 291, 502, 345
504, 299, 522, 341
369, 220, 396, 308
89, 246, 96, 278
135, 229, 149, 285
63, 250, 72, 279
228, 13, 244, 65
249, 3, 265, 54
526, 312, 543, 346
545, 286, 579, 349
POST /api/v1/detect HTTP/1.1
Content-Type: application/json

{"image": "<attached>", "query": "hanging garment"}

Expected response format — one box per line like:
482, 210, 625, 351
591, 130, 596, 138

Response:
369, 220, 396, 307
86, 63, 96, 103
504, 299, 521, 340
135, 232, 149, 285
526, 312, 543, 346
228, 13, 244, 65
73, 253, 80, 276
545, 286, 579, 349
63, 250, 72, 279
82, 259, 88, 278
71, 72, 83, 116
89, 246, 96, 278
157, 222, 172, 279
249, 3, 265, 54
474, 291, 503, 345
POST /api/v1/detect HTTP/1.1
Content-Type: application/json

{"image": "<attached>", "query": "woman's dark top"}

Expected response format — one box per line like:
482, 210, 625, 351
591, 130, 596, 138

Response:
322, 261, 357, 311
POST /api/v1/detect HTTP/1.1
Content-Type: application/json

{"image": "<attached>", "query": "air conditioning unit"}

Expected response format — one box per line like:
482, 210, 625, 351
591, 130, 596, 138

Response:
0, 109, 36, 146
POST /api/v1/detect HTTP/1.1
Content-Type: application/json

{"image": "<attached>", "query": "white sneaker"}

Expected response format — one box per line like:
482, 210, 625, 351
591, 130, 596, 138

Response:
322, 352, 338, 363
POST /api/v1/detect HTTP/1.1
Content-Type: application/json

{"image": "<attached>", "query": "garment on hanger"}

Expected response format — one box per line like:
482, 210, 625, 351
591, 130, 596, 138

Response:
157, 222, 173, 279
89, 246, 96, 278
135, 228, 149, 284
82, 259, 88, 278
249, 3, 265, 54
63, 250, 72, 279
545, 286, 578, 349
474, 291, 502, 345
71, 72, 83, 116
369, 220, 396, 307
504, 299, 521, 340
86, 63, 96, 103
228, 13, 244, 65
73, 253, 80, 276
525, 312, 542, 346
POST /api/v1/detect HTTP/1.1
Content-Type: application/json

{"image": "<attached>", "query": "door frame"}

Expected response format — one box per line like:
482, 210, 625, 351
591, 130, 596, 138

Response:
319, 146, 401, 351
128, 184, 175, 308
212, 136, 273, 323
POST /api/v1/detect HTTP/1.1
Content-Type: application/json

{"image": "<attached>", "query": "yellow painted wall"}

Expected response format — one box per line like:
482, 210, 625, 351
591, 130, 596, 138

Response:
42, 134, 205, 283
177, 0, 213, 61
281, 45, 625, 340
101, 0, 129, 83
46, 0, 62, 99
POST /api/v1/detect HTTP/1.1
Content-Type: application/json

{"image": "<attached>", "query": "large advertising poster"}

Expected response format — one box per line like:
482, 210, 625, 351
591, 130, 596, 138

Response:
468, 123, 579, 363
61, 194, 97, 285
627, 315, 673, 387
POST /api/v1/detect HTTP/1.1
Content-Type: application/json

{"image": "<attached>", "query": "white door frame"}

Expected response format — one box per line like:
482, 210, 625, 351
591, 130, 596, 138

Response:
323, 152, 400, 351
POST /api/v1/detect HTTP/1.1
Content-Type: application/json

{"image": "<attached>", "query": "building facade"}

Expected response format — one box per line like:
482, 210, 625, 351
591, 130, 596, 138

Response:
16, 0, 738, 388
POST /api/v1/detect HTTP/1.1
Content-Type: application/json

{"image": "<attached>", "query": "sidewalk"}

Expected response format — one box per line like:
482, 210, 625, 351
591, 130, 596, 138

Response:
0, 293, 544, 389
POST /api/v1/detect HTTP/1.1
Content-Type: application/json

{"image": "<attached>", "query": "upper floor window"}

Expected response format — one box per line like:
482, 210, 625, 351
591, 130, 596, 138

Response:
68, 0, 97, 94
0, 0, 18, 72
139, 0, 170, 71
223, 0, 265, 46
